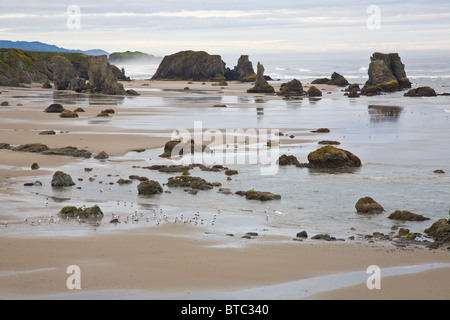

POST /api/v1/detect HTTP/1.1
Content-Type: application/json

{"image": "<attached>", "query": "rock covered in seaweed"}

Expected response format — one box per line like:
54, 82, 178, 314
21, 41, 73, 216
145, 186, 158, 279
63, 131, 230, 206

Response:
278, 79, 303, 97
58, 205, 104, 218
51, 171, 75, 187
298, 146, 362, 169
355, 197, 384, 214
137, 180, 163, 195
388, 210, 430, 221
404, 87, 437, 97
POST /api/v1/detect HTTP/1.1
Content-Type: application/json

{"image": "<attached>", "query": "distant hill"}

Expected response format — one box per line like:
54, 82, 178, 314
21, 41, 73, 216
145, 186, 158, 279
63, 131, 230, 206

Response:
0, 40, 109, 56
108, 51, 161, 64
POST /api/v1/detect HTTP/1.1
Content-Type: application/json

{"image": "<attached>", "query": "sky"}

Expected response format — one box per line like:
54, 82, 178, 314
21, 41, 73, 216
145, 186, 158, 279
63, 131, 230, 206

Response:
0, 0, 450, 57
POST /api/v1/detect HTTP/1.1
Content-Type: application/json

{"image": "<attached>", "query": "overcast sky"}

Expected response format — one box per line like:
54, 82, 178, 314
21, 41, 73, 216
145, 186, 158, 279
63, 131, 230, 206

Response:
1, 0, 449, 56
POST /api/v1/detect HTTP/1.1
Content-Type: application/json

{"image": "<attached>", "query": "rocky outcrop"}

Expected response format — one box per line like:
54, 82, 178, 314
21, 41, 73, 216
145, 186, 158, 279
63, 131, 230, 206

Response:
159, 139, 208, 158
51, 56, 77, 90
87, 55, 126, 95
298, 146, 362, 168
361, 52, 411, 95
224, 55, 256, 81
0, 49, 48, 86
278, 79, 303, 97
307, 86, 322, 97
355, 197, 384, 214
166, 175, 214, 191
388, 210, 430, 221
404, 87, 437, 97
311, 72, 349, 86
51, 171, 75, 187
151, 50, 226, 81
58, 205, 104, 219
277, 154, 300, 166
235, 190, 281, 201
424, 219, 450, 243
247, 62, 275, 94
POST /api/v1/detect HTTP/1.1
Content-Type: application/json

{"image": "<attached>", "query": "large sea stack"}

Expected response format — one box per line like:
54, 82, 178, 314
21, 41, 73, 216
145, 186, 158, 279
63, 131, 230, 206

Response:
361, 52, 411, 95
247, 62, 275, 94
151, 50, 226, 81
224, 55, 256, 81
87, 55, 126, 95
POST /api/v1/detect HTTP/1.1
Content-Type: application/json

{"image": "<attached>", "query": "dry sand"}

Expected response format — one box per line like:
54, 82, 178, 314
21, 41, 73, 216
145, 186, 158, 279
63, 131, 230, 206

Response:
0, 81, 449, 300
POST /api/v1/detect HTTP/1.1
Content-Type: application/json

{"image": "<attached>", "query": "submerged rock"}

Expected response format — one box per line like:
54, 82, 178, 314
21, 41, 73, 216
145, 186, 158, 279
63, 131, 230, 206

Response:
355, 197, 385, 214
277, 154, 300, 166
388, 210, 430, 221
235, 190, 281, 201
137, 180, 163, 195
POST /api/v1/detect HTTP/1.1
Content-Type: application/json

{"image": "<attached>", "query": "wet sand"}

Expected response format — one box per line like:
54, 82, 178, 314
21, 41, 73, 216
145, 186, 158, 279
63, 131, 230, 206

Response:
0, 80, 449, 300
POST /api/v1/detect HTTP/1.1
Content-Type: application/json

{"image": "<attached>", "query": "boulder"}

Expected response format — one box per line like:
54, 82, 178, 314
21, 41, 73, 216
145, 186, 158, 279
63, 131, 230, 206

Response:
137, 180, 163, 195
388, 210, 430, 221
296, 231, 308, 238
311, 78, 330, 85
31, 162, 40, 170
41, 146, 92, 158
12, 143, 49, 153
51, 56, 77, 90
166, 175, 214, 190
159, 139, 208, 158
235, 190, 281, 201
404, 87, 437, 97
44, 103, 65, 113
225, 169, 238, 176
361, 52, 411, 95
348, 89, 360, 98
51, 171, 75, 187
300, 146, 362, 168
151, 50, 226, 81
355, 197, 384, 214
307, 86, 322, 97
59, 110, 79, 118
58, 205, 104, 219
247, 62, 275, 94
94, 151, 109, 160
424, 219, 450, 243
328, 72, 349, 86
277, 154, 300, 166
87, 55, 126, 95
278, 79, 303, 97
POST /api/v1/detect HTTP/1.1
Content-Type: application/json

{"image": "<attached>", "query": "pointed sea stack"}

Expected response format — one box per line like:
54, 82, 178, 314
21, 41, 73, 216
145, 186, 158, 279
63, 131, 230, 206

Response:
247, 62, 275, 94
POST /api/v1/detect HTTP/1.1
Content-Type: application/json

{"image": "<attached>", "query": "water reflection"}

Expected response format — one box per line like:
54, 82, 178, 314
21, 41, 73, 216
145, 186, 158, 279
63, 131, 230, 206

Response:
368, 105, 403, 123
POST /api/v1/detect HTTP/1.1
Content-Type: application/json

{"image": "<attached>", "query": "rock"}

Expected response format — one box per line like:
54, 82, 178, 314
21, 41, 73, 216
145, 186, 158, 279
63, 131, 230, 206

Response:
348, 89, 360, 98
388, 210, 430, 221
12, 143, 49, 153
94, 151, 109, 160
137, 180, 163, 195
278, 79, 303, 97
126, 89, 140, 96
433, 169, 445, 174
87, 55, 126, 95
59, 110, 79, 118
398, 228, 410, 237
244, 190, 281, 201
51, 56, 78, 90
41, 146, 92, 158
361, 52, 411, 95
301, 146, 362, 168
311, 78, 330, 85
225, 169, 238, 176
218, 188, 233, 195
151, 50, 226, 81
355, 197, 385, 214
31, 162, 40, 170
311, 234, 335, 241
347, 83, 361, 92
159, 139, 208, 158
424, 219, 450, 243
328, 72, 349, 86
0, 101, 9, 106
0, 143, 11, 150
277, 154, 300, 166
44, 103, 65, 113
212, 104, 227, 108
404, 87, 437, 97
39, 130, 56, 135
58, 205, 104, 219
166, 175, 214, 191
69, 77, 87, 92
117, 178, 132, 185
51, 171, 75, 187
24, 181, 42, 187
296, 231, 308, 238
307, 86, 322, 97
318, 140, 340, 145
225, 55, 256, 81
311, 128, 330, 133
247, 62, 275, 94
74, 107, 85, 113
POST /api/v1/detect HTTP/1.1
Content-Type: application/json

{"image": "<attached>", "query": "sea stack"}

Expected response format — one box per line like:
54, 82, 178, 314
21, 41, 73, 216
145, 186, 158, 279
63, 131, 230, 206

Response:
247, 62, 275, 94
361, 52, 411, 95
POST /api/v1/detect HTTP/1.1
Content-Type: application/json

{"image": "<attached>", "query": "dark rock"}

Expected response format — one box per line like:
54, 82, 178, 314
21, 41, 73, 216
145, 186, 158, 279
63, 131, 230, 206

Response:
311, 128, 330, 133
225, 55, 256, 81
388, 210, 430, 221
348, 88, 360, 98
31, 162, 40, 170
347, 83, 361, 91
247, 62, 275, 94
87, 55, 126, 95
245, 190, 281, 201
39, 130, 56, 135
361, 52, 411, 95
311, 78, 330, 85
212, 104, 227, 108
307, 86, 322, 97
0, 143, 11, 150
318, 140, 340, 145
110, 64, 129, 80
355, 197, 384, 214
277, 154, 300, 166
24, 181, 42, 186
12, 143, 49, 153
117, 178, 132, 185
296, 231, 308, 238
44, 103, 65, 113
433, 169, 445, 174
424, 219, 450, 243
301, 146, 362, 168
126, 89, 140, 96
278, 79, 303, 97
311, 234, 334, 241
51, 171, 75, 187
42, 79, 52, 88
58, 205, 104, 219
328, 72, 349, 86
167, 175, 214, 190
159, 139, 208, 158
41, 146, 92, 158
152, 50, 226, 81
137, 180, 163, 195
225, 169, 238, 176
94, 151, 109, 160
74, 107, 85, 113
404, 87, 437, 97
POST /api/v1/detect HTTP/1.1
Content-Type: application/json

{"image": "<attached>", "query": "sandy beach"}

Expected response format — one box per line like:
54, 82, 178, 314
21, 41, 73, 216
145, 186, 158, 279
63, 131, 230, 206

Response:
0, 80, 449, 300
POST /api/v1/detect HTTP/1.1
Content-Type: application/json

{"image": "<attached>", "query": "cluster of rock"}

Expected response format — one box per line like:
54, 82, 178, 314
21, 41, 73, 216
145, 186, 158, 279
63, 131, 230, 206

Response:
0, 48, 127, 95
58, 205, 104, 219
311, 72, 349, 87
